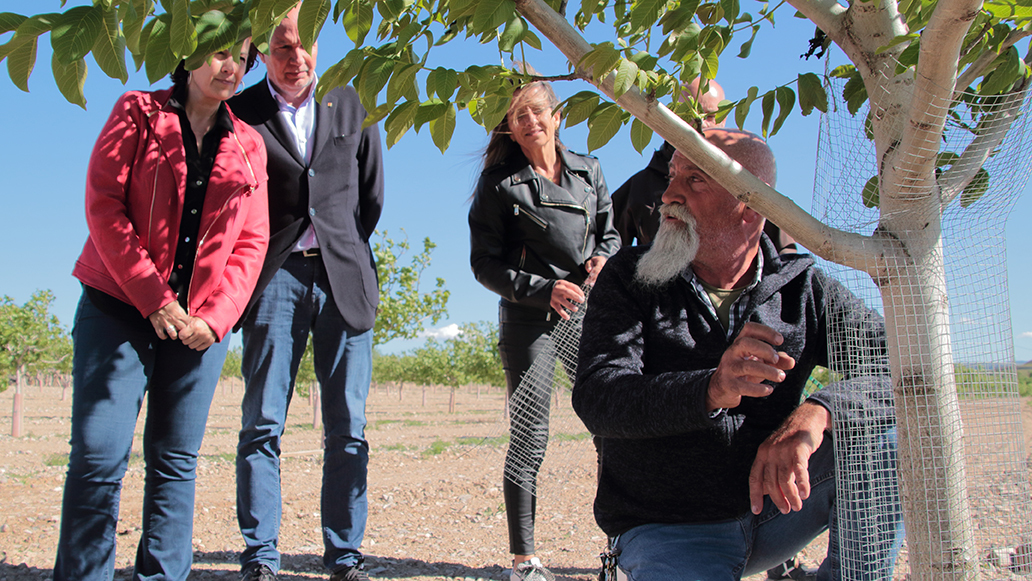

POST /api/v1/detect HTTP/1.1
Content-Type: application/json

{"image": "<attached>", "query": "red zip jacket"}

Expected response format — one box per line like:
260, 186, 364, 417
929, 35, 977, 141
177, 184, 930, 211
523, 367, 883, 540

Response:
73, 88, 269, 340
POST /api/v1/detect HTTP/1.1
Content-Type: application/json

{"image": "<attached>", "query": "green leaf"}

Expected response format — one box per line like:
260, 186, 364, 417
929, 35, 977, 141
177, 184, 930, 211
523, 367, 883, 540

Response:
629, 0, 664, 36
357, 56, 393, 110
378, 0, 413, 22
580, 0, 603, 20
426, 66, 458, 101
342, 0, 374, 45
316, 48, 366, 101
984, 0, 1032, 21
893, 39, 920, 74
875, 32, 918, 54
960, 167, 990, 207
586, 102, 624, 152
363, 101, 393, 129
386, 62, 419, 104
719, 0, 740, 24
51, 52, 86, 109
122, 0, 153, 56
250, 0, 298, 38
471, 0, 514, 35
760, 89, 774, 137
144, 15, 178, 84
700, 46, 720, 78
169, 0, 196, 58
628, 50, 658, 71
384, 99, 418, 148
415, 99, 447, 131
737, 24, 759, 58
842, 69, 867, 115
797, 72, 826, 116
562, 90, 600, 127
735, 86, 759, 129
829, 64, 855, 79
579, 42, 621, 83
498, 15, 526, 53
659, 2, 697, 35
522, 29, 542, 50
981, 46, 1022, 95
184, 10, 237, 71
770, 86, 794, 136
862, 175, 879, 208
612, 58, 638, 98
0, 13, 28, 35
629, 117, 653, 154
91, 6, 128, 83
428, 101, 456, 154
298, 0, 331, 54
6, 15, 58, 91
474, 92, 511, 132
50, 5, 103, 65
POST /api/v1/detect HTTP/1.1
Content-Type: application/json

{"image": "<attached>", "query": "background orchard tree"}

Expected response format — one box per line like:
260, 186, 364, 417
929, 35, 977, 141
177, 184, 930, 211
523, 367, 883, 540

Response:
4, 0, 1031, 577
373, 230, 450, 345
0, 290, 69, 437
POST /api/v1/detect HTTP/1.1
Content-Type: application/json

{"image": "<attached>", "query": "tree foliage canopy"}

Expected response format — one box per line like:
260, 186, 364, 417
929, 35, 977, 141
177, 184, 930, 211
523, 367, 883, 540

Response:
1, 0, 1028, 157
0, 290, 70, 390
373, 321, 504, 387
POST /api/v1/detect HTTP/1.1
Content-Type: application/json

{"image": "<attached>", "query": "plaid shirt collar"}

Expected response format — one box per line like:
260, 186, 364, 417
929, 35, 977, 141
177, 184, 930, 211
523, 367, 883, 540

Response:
682, 250, 764, 340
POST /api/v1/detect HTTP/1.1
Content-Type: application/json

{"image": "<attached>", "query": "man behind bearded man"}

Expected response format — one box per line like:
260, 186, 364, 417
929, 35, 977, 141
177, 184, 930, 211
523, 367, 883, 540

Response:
573, 129, 903, 580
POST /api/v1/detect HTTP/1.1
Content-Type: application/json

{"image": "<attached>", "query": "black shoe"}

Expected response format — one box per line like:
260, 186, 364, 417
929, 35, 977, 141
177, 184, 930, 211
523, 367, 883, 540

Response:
767, 558, 817, 581
242, 564, 277, 581
329, 563, 370, 581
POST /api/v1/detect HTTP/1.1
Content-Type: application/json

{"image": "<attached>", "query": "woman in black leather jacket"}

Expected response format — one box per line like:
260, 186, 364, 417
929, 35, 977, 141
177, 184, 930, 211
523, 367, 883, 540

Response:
468, 79, 620, 580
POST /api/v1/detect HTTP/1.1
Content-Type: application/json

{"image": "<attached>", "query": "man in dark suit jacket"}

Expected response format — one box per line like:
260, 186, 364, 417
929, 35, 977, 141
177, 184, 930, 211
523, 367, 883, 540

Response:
229, 8, 383, 581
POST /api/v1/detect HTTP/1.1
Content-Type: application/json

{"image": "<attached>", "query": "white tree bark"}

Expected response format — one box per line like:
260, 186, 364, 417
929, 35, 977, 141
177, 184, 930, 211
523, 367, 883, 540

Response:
513, 0, 992, 577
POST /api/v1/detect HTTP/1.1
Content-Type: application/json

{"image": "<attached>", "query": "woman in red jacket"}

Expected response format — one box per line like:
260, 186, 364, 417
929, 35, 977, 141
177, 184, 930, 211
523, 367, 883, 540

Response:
54, 39, 269, 581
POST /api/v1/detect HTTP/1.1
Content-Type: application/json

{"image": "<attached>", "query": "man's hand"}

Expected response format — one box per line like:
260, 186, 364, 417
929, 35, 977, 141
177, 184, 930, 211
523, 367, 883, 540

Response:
148, 301, 190, 340
748, 402, 831, 515
706, 322, 795, 411
550, 280, 586, 320
177, 316, 217, 351
584, 256, 608, 286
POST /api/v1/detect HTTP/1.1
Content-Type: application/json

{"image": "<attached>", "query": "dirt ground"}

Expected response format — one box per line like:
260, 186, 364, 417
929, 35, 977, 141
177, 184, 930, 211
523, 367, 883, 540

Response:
1, 381, 1030, 581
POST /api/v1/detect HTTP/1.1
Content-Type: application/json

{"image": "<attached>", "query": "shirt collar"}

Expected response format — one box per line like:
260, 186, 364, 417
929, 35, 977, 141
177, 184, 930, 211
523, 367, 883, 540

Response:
682, 249, 764, 291
267, 75, 318, 112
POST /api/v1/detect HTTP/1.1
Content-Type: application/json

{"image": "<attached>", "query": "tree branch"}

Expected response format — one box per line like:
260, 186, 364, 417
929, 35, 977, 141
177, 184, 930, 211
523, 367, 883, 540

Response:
894, 0, 981, 192
514, 0, 890, 276
955, 28, 1032, 93
939, 81, 1030, 208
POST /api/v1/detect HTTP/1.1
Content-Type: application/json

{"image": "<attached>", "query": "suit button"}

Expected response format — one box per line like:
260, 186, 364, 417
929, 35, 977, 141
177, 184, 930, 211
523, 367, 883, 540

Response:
309, 208, 316, 216
308, 169, 315, 177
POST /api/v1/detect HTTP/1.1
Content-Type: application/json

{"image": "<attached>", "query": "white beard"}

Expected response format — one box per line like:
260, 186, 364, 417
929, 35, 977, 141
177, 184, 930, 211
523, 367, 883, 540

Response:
634, 204, 700, 288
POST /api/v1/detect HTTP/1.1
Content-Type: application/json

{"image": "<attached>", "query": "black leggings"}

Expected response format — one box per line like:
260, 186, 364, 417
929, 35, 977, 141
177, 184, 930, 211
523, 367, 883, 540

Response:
498, 303, 560, 555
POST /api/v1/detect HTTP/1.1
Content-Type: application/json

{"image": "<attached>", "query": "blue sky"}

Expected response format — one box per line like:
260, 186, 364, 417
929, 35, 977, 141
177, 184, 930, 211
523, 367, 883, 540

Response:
3, 1, 1032, 359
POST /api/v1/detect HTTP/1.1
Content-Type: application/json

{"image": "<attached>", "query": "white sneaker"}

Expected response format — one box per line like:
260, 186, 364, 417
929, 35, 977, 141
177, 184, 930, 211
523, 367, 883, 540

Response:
511, 557, 556, 581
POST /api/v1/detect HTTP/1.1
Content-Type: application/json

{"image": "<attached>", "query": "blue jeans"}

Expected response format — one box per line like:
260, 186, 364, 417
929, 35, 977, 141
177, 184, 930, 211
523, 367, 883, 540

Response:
54, 291, 228, 581
237, 254, 372, 574
614, 434, 903, 580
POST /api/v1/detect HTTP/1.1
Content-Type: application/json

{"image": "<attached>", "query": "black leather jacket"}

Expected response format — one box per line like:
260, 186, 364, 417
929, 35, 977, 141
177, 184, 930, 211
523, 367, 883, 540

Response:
469, 148, 622, 312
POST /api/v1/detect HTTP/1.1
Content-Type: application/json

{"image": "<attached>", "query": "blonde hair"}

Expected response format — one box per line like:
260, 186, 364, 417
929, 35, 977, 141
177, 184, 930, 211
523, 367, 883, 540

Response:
481, 81, 564, 169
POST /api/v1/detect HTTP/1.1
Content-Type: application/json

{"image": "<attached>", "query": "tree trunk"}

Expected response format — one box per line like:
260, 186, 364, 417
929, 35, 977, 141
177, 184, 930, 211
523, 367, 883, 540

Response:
12, 364, 25, 437
311, 382, 321, 430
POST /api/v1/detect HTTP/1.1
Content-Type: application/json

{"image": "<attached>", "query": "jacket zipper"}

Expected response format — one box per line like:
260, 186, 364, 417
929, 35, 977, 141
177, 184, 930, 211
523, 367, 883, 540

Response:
538, 199, 591, 254
513, 203, 548, 229
184, 131, 259, 313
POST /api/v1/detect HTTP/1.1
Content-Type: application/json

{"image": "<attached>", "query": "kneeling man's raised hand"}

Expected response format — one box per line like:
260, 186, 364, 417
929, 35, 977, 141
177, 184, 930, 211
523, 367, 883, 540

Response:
706, 322, 795, 411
